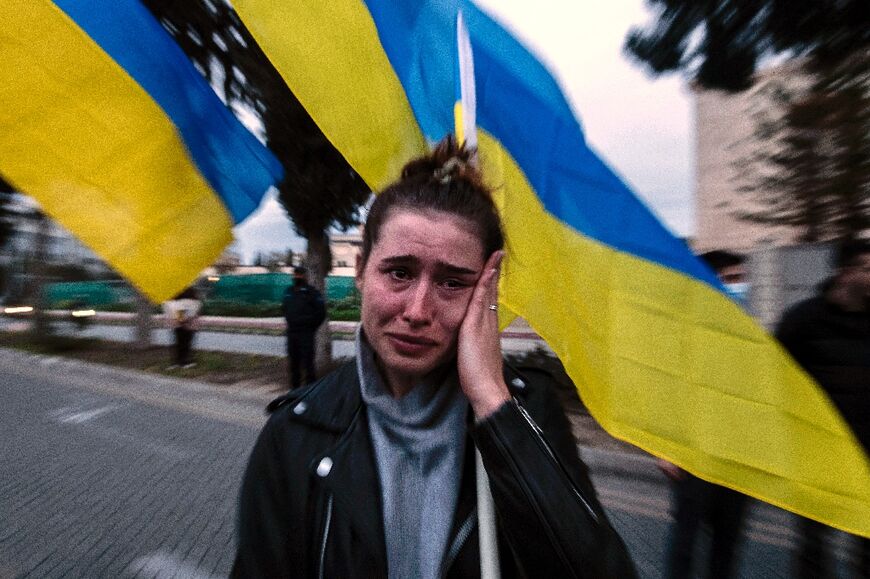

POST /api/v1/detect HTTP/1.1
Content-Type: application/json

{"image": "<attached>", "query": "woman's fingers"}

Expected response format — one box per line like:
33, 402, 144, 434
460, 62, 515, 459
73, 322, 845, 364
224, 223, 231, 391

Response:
473, 250, 504, 318
457, 250, 510, 419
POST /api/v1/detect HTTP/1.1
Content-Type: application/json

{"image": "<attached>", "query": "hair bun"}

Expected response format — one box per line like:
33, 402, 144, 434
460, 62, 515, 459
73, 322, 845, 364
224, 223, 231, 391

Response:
400, 135, 485, 194
363, 134, 504, 265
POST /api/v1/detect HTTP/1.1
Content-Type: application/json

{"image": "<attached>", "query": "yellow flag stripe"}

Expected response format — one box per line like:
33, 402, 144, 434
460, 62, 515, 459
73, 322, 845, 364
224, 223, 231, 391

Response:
0, 1, 233, 301
479, 130, 870, 538
232, 0, 427, 191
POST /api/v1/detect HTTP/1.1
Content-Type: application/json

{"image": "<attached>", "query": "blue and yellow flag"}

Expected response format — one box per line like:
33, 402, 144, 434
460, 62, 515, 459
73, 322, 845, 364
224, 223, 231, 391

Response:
232, 0, 869, 536
0, 0, 283, 302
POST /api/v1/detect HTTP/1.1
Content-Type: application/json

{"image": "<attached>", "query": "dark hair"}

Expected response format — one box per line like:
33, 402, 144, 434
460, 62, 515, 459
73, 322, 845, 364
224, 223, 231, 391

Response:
360, 136, 504, 267
834, 240, 870, 269
698, 249, 744, 272
293, 266, 308, 275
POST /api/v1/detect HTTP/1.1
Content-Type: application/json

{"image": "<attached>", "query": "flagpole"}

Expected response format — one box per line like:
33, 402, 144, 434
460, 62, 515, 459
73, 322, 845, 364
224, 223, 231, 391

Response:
455, 9, 500, 579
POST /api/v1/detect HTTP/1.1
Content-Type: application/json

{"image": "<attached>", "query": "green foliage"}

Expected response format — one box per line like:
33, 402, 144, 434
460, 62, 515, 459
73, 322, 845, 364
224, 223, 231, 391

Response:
327, 292, 361, 321
201, 300, 283, 318
92, 302, 141, 313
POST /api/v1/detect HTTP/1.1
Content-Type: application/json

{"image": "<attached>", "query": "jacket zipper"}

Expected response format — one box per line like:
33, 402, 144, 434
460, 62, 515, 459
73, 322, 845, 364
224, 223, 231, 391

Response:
318, 494, 334, 579
441, 511, 476, 576
514, 400, 600, 524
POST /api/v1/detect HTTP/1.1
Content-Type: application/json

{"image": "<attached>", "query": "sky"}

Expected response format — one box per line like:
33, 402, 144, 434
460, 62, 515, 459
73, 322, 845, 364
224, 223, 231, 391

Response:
232, 0, 694, 263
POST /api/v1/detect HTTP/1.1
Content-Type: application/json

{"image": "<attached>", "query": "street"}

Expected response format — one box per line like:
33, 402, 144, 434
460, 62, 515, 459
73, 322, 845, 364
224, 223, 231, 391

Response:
0, 349, 265, 578
0, 347, 857, 578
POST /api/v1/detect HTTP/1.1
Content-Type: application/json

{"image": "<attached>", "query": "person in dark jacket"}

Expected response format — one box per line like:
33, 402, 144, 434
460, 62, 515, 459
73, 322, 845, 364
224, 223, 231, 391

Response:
232, 136, 636, 578
282, 266, 326, 389
776, 240, 869, 579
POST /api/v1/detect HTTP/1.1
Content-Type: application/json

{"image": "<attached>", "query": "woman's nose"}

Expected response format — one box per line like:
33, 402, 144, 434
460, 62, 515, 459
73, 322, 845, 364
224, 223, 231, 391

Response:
402, 281, 434, 325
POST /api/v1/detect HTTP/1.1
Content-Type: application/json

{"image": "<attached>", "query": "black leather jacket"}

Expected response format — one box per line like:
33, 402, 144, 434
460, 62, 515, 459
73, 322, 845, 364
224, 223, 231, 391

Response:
232, 361, 636, 578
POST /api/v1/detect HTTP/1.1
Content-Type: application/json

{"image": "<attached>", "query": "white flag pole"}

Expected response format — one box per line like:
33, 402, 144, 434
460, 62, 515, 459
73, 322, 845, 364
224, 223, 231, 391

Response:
456, 9, 500, 579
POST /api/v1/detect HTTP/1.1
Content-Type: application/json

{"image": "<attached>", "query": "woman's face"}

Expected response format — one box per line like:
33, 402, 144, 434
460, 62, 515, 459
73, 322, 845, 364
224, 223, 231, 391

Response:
356, 209, 486, 393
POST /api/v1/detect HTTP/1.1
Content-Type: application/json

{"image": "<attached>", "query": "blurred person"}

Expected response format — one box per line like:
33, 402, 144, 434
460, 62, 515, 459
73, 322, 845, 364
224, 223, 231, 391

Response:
282, 265, 326, 389
163, 286, 201, 369
659, 250, 750, 579
776, 240, 870, 579
232, 137, 636, 578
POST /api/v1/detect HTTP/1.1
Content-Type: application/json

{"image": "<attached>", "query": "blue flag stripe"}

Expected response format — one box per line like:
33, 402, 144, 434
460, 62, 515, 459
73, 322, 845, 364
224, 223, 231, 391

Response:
53, 0, 284, 223
360, 0, 719, 288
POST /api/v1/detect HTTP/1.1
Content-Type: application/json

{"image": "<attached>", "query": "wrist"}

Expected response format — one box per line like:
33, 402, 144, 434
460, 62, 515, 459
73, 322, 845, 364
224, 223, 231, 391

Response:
468, 380, 511, 420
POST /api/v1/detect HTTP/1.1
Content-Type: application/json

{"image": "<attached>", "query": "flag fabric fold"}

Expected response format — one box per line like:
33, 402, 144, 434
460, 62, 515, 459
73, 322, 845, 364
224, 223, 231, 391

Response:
232, 0, 869, 536
0, 0, 283, 302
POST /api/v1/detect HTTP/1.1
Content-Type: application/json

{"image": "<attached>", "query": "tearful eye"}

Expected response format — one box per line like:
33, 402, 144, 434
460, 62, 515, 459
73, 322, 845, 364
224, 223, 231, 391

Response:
388, 268, 410, 281
442, 278, 467, 290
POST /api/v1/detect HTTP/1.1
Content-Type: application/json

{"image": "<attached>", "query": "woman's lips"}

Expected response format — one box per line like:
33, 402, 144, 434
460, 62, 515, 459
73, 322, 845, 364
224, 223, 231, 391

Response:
386, 333, 437, 355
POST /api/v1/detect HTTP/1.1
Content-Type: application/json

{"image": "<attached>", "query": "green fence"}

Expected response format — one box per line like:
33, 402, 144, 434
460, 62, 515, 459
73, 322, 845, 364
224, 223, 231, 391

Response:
209, 274, 356, 303
43, 280, 135, 307
44, 274, 357, 309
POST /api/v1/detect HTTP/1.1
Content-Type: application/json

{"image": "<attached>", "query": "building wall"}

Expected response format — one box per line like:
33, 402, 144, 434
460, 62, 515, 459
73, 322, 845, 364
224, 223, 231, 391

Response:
747, 244, 834, 330
330, 231, 362, 277
694, 63, 809, 253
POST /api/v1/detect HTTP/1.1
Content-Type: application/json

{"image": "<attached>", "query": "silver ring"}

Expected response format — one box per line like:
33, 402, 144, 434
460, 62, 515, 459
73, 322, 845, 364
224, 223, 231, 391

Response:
488, 304, 498, 311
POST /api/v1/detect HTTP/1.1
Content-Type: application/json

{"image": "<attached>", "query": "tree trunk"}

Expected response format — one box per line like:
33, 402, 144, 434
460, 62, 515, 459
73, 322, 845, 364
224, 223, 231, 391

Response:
134, 289, 153, 350
307, 229, 333, 373
29, 211, 52, 340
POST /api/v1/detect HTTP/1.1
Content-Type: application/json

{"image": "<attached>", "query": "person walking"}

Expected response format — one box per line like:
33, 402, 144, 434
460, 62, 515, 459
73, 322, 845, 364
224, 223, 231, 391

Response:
163, 286, 201, 369
776, 241, 870, 579
282, 265, 326, 389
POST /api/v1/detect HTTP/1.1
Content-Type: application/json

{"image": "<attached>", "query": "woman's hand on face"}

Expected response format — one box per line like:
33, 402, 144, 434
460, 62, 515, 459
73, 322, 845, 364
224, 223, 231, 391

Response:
457, 250, 511, 420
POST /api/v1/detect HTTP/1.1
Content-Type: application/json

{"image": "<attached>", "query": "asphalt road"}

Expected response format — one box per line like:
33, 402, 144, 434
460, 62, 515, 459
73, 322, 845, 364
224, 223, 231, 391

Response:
0, 349, 268, 578
0, 348, 859, 578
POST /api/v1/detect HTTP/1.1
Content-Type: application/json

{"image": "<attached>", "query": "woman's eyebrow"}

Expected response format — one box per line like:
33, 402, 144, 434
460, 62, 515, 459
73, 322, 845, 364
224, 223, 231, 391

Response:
380, 255, 418, 266
380, 255, 478, 276
438, 262, 478, 276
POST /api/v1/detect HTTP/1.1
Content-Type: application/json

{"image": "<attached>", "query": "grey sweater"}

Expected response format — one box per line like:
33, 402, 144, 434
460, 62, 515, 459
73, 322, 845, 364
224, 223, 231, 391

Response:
357, 331, 468, 579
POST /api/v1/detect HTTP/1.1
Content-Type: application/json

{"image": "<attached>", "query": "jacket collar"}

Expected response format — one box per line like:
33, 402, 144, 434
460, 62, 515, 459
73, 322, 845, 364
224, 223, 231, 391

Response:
274, 361, 362, 433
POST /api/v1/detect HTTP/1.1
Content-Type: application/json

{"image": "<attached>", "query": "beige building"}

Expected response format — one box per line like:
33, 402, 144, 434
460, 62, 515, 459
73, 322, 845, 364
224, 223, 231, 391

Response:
330, 230, 362, 277
694, 62, 810, 252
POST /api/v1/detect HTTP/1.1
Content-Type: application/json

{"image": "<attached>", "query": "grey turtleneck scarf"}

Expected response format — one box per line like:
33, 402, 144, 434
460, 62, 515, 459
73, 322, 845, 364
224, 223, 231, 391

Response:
356, 330, 469, 579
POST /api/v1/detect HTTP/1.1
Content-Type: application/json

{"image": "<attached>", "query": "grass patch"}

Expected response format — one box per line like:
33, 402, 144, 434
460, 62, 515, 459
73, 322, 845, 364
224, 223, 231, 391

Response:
1, 330, 289, 388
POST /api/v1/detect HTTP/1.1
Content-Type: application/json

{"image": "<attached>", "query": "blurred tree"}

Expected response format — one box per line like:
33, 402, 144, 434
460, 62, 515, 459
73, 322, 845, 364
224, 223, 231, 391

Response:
142, 0, 371, 368
624, 0, 868, 91
732, 54, 869, 242
626, 1, 868, 241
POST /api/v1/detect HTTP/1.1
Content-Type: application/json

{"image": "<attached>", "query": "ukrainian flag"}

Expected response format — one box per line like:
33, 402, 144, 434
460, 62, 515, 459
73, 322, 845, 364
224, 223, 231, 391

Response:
0, 0, 283, 302
231, 0, 869, 536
